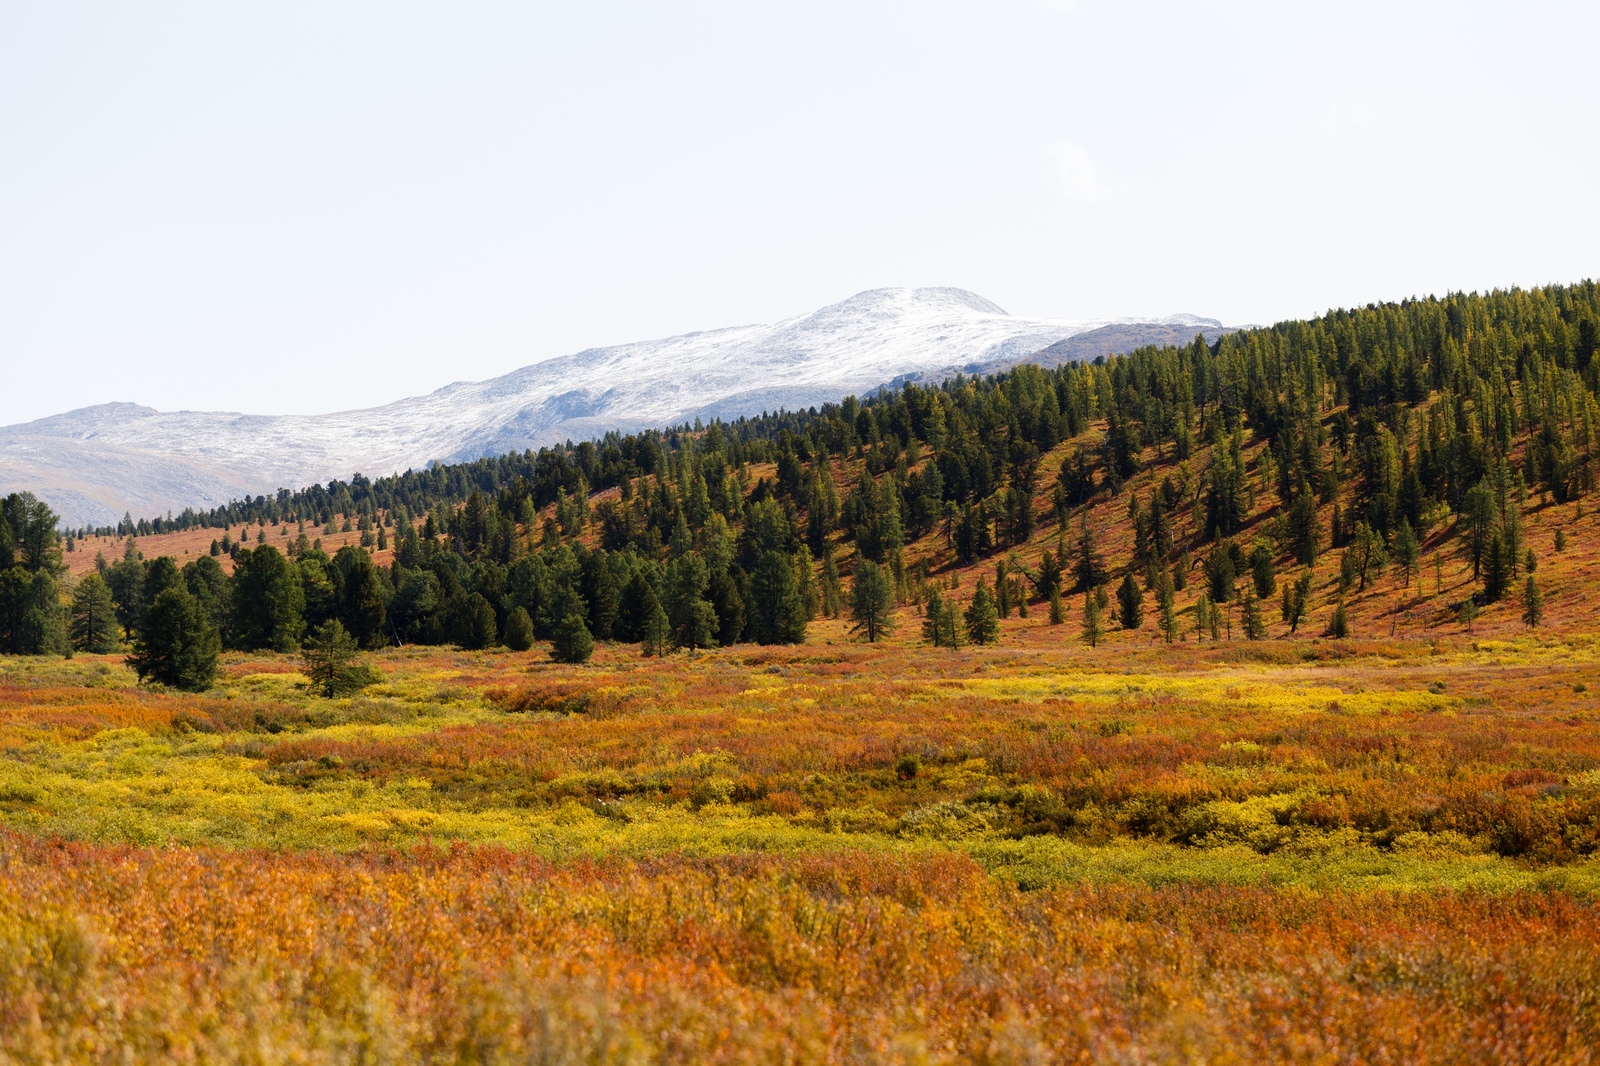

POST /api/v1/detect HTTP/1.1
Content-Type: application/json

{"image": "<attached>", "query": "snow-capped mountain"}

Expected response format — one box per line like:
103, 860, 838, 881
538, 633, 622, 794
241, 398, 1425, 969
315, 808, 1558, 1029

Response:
0, 288, 1227, 527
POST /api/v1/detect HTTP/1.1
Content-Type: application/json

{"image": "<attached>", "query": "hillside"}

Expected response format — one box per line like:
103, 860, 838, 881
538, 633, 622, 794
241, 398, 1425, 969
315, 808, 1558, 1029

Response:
0, 287, 1225, 527
4, 281, 1600, 1061
18, 280, 1593, 662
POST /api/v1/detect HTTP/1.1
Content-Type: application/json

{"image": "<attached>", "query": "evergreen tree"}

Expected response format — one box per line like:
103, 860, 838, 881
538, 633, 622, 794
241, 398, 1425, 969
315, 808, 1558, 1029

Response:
820, 548, 843, 618
615, 571, 659, 642
70, 573, 120, 653
231, 546, 305, 652
1116, 572, 1143, 631
1241, 587, 1267, 640
1522, 575, 1544, 628
1080, 591, 1104, 647
641, 599, 673, 656
1249, 543, 1276, 599
666, 552, 718, 649
129, 586, 218, 691
1194, 593, 1216, 641
1074, 517, 1107, 591
301, 620, 374, 697
1482, 531, 1510, 603
551, 610, 595, 663
849, 561, 896, 642
1280, 571, 1312, 634
922, 586, 947, 646
1393, 520, 1421, 589
0, 568, 68, 655
1156, 574, 1179, 643
750, 550, 806, 644
964, 580, 1000, 645
1048, 583, 1065, 625
502, 605, 535, 651
461, 593, 499, 650
1325, 597, 1350, 639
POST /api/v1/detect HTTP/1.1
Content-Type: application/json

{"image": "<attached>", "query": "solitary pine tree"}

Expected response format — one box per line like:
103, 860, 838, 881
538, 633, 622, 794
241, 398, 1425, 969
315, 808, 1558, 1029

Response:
1080, 591, 1104, 648
302, 619, 366, 698
1326, 597, 1350, 639
849, 561, 896, 643
965, 580, 1000, 645
1156, 574, 1179, 643
1116, 573, 1143, 631
1241, 587, 1267, 640
1522, 575, 1543, 628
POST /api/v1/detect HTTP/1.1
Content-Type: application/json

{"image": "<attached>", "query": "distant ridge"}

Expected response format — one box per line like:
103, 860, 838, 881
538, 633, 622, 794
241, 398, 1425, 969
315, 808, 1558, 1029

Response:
0, 288, 1229, 526
1026, 318, 1234, 368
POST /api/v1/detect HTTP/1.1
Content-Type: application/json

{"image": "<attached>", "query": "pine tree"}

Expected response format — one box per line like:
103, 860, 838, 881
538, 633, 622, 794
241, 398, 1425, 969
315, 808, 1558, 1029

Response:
1522, 575, 1544, 628
1074, 517, 1107, 592
1241, 587, 1267, 640
965, 580, 1000, 645
1280, 571, 1312, 634
551, 611, 595, 663
70, 573, 120, 653
1080, 591, 1104, 648
1156, 574, 1179, 643
1393, 520, 1421, 589
1194, 593, 1214, 641
301, 620, 374, 697
462, 593, 500, 650
129, 586, 219, 691
922, 586, 947, 646
1116, 572, 1143, 631
820, 548, 843, 618
849, 561, 896, 643
750, 551, 806, 645
1325, 597, 1350, 639
502, 606, 535, 651
641, 600, 672, 656
1048, 583, 1065, 625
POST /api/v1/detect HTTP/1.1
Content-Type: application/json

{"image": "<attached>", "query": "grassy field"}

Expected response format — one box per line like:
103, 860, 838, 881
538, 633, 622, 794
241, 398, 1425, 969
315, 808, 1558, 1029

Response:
3, 626, 1600, 1061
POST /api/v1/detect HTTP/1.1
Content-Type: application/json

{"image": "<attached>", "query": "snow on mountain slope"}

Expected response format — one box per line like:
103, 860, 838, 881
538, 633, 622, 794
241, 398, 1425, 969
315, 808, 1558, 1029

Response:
0, 288, 1224, 527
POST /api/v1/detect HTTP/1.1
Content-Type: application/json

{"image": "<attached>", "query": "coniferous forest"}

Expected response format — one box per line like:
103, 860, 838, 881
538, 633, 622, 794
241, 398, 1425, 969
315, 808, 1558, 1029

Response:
6, 284, 1600, 1059
9, 282, 1600, 680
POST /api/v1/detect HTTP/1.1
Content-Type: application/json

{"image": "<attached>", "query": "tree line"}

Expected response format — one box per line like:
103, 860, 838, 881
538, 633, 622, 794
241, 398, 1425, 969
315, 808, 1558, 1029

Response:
13, 281, 1600, 684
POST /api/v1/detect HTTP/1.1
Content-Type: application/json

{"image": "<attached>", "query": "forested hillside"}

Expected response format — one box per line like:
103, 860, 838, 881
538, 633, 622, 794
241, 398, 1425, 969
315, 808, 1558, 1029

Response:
8, 282, 1600, 679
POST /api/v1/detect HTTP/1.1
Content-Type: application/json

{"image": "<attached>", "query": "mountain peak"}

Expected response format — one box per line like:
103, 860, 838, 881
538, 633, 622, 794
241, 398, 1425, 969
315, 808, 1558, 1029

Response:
2, 289, 1230, 525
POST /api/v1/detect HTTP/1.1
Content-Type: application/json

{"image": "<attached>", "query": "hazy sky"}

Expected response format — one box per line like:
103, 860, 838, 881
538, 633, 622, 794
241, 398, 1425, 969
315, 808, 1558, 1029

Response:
3, 1, 1597, 425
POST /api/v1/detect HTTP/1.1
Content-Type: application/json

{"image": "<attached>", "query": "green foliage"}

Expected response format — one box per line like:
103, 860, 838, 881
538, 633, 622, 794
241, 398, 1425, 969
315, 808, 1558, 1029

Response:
849, 561, 895, 643
231, 546, 305, 652
0, 568, 68, 656
129, 586, 219, 691
964, 580, 999, 645
301, 620, 376, 698
1522, 576, 1544, 628
749, 551, 806, 645
1080, 591, 1104, 647
1116, 573, 1143, 631
1326, 597, 1350, 639
550, 612, 595, 664
70, 573, 120, 653
461, 593, 499, 651
502, 606, 535, 651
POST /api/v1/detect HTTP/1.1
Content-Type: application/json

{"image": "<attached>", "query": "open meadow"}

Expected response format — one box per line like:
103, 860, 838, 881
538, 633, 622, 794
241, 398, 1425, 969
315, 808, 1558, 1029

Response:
3, 624, 1599, 1062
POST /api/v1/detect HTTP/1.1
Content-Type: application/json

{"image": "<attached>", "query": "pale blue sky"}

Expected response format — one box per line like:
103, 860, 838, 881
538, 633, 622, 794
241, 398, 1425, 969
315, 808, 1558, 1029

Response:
3, 1, 1596, 424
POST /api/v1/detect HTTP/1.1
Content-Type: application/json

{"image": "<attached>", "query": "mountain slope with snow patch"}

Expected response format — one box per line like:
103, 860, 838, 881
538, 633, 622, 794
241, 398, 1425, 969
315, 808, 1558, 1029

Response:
1, 288, 1226, 526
